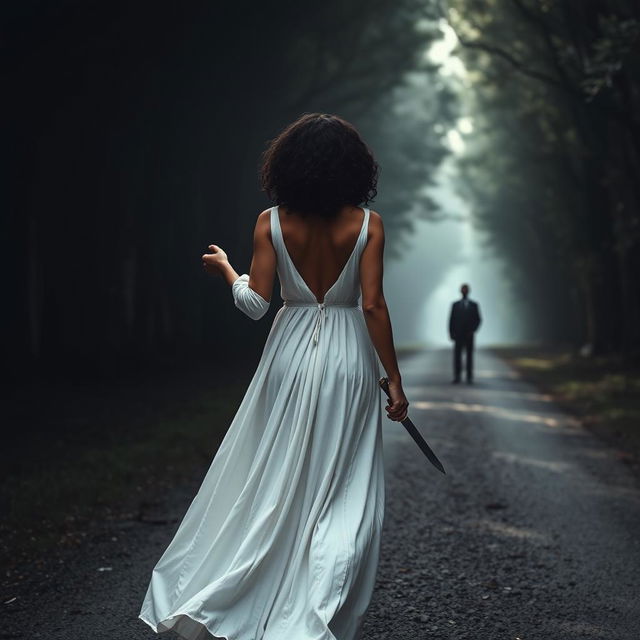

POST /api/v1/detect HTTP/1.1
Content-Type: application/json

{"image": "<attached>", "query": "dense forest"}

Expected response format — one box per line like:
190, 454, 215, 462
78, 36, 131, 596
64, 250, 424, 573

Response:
447, 0, 640, 355
3, 1, 456, 379
5, 0, 639, 383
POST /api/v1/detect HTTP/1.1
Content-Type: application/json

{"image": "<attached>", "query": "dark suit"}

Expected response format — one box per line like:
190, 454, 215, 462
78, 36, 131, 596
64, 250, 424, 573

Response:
448, 298, 481, 381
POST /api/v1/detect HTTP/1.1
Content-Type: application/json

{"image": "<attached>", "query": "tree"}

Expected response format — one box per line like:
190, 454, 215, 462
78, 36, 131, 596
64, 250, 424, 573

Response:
443, 0, 640, 353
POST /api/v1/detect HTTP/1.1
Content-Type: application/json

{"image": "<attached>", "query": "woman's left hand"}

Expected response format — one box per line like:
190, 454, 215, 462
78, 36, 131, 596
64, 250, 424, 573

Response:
202, 244, 229, 276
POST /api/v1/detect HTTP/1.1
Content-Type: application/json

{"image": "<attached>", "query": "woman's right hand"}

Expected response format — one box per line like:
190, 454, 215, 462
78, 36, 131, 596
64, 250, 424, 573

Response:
201, 244, 230, 276
385, 379, 409, 422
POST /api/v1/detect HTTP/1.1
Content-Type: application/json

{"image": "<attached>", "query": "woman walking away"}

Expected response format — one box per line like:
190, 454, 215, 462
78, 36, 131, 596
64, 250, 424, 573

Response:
139, 112, 409, 640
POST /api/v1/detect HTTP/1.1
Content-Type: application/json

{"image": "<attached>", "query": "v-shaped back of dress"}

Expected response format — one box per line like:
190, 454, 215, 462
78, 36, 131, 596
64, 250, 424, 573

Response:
270, 205, 370, 305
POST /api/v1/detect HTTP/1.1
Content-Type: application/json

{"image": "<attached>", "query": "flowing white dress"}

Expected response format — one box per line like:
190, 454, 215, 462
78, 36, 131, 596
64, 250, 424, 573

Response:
139, 205, 385, 640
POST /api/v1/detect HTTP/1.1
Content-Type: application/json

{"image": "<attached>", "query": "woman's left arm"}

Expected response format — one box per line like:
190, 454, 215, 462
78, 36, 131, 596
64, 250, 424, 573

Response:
202, 210, 276, 320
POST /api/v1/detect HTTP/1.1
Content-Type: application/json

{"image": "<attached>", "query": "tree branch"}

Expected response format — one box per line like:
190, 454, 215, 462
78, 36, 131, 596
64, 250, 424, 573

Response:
447, 21, 564, 88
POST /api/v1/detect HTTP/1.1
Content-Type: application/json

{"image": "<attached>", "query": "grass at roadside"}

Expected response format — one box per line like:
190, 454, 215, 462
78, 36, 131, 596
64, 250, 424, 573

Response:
1, 360, 256, 571
493, 346, 640, 471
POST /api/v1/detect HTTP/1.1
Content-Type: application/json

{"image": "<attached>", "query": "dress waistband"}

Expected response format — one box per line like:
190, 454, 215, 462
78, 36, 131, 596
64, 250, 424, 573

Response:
282, 300, 359, 346
283, 301, 358, 307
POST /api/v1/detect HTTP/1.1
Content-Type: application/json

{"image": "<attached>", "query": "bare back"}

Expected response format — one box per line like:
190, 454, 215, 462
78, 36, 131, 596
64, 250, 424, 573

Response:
276, 205, 369, 304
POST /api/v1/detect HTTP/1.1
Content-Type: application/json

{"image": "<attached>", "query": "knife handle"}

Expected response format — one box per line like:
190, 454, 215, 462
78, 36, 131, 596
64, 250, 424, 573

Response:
379, 376, 406, 418
378, 376, 391, 398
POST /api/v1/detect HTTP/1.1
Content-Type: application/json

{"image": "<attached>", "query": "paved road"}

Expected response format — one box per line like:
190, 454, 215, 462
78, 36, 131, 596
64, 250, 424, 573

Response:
3, 349, 639, 639
364, 348, 640, 639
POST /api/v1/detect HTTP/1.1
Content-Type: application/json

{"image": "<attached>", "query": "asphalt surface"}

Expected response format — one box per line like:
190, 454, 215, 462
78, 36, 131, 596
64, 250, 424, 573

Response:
3, 348, 639, 639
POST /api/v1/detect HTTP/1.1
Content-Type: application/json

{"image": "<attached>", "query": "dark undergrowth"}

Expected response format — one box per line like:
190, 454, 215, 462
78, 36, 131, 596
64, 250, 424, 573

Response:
1, 357, 257, 573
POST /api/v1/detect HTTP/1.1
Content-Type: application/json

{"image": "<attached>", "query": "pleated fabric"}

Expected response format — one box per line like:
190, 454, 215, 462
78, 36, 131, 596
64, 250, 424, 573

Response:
139, 205, 385, 640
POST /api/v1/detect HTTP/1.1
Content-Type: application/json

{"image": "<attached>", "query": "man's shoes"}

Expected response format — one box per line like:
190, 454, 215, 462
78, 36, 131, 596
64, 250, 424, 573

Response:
451, 378, 461, 384
466, 378, 473, 384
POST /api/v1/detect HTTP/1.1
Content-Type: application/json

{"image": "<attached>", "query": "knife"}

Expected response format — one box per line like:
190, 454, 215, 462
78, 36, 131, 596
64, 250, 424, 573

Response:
378, 376, 446, 474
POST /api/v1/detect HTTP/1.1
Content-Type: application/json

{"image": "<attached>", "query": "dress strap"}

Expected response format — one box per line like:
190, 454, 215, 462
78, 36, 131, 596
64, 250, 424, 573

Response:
270, 206, 282, 253
360, 207, 370, 249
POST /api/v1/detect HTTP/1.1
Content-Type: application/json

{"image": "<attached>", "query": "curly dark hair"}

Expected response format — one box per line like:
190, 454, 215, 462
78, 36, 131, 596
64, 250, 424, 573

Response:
259, 112, 379, 218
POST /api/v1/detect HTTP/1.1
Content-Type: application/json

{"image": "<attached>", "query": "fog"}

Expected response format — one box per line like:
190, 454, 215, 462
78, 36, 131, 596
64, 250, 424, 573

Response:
381, 20, 525, 350
384, 155, 526, 349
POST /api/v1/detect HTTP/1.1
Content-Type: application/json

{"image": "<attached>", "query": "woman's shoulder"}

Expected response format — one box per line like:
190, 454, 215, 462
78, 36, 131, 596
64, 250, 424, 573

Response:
252, 208, 275, 242
367, 209, 384, 233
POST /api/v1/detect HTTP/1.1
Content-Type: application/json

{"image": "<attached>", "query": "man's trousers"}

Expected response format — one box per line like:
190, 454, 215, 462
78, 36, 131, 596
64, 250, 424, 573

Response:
453, 333, 474, 381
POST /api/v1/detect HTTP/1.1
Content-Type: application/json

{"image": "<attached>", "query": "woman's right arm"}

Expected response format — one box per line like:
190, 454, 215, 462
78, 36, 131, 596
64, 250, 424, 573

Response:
360, 211, 409, 422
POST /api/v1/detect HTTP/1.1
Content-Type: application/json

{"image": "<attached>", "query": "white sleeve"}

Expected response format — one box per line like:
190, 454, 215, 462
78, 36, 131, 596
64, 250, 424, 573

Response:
231, 274, 270, 320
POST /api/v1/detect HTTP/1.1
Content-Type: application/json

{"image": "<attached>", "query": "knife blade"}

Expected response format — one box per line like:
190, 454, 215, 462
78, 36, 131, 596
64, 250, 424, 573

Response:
378, 376, 446, 474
